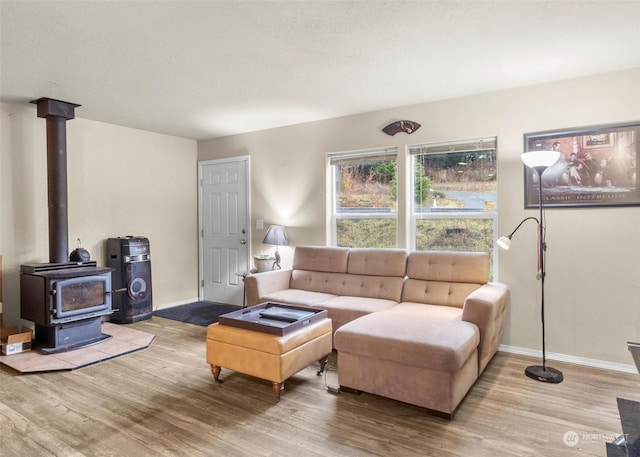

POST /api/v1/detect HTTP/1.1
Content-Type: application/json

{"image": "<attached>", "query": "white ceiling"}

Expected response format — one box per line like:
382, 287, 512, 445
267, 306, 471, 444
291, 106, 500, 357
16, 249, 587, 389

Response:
1, 1, 639, 141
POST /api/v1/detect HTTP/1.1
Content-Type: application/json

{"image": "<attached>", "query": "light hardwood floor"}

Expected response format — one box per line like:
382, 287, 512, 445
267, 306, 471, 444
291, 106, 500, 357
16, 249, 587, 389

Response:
1, 316, 638, 457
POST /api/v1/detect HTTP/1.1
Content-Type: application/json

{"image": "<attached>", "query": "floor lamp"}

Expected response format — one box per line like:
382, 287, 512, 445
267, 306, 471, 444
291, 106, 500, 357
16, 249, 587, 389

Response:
497, 149, 564, 384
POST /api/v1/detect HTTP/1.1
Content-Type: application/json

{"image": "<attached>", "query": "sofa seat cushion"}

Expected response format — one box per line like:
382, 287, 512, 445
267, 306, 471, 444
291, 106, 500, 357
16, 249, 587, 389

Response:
316, 295, 399, 325
334, 303, 479, 373
260, 288, 336, 308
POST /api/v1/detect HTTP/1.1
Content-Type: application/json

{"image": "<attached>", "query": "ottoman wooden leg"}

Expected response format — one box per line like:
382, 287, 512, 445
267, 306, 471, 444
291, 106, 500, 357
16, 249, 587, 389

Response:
211, 365, 222, 383
317, 354, 329, 376
272, 381, 284, 399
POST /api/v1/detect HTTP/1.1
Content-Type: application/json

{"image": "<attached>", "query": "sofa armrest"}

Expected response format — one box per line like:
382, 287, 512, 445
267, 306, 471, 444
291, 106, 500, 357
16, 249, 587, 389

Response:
461, 282, 509, 374
244, 269, 293, 307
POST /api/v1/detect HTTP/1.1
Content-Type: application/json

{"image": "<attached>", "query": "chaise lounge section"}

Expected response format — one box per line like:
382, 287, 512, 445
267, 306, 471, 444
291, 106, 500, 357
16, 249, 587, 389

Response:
335, 251, 508, 417
244, 246, 509, 417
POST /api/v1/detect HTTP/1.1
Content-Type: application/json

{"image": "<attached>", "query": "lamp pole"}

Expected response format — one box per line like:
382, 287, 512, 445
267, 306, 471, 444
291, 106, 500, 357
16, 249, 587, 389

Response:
524, 164, 563, 383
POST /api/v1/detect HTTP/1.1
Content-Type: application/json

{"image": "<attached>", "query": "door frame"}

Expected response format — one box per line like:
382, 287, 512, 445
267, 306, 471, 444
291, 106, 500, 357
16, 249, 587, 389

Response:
198, 155, 251, 302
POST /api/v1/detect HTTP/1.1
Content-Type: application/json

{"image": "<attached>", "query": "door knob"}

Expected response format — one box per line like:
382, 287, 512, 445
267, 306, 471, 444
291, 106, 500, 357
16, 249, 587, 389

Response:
240, 239, 247, 244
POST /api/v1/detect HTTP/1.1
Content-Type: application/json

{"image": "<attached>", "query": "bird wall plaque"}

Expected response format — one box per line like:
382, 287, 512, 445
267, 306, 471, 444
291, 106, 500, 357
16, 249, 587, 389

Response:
382, 120, 421, 136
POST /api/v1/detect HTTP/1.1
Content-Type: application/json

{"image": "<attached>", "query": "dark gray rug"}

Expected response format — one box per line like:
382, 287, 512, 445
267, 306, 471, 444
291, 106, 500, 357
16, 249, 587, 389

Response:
153, 301, 242, 327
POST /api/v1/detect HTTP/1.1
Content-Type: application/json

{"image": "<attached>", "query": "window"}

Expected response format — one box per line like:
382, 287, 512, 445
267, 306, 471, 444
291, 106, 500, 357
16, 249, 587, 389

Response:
409, 138, 497, 273
329, 149, 398, 248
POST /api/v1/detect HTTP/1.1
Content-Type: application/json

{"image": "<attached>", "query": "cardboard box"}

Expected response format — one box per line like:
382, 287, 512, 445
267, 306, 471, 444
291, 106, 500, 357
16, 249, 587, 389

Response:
0, 326, 33, 355
0, 255, 33, 355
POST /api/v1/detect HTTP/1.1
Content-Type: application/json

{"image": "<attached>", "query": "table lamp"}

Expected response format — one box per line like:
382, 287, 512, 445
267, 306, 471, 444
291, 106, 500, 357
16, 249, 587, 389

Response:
262, 225, 288, 270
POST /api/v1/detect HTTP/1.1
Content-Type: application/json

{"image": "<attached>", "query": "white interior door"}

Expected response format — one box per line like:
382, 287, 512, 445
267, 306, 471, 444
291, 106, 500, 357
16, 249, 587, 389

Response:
199, 157, 250, 305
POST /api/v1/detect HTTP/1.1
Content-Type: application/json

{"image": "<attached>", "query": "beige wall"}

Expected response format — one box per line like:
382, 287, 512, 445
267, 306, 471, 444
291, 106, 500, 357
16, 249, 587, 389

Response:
0, 102, 199, 325
198, 68, 640, 367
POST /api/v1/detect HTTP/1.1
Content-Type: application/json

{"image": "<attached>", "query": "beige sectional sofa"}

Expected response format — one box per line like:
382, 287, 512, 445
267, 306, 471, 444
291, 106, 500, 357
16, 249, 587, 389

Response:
244, 245, 509, 418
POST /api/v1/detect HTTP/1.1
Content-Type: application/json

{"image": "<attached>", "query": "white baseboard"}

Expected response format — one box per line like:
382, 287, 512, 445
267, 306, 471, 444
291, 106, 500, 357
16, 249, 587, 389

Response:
154, 297, 199, 311
499, 344, 637, 374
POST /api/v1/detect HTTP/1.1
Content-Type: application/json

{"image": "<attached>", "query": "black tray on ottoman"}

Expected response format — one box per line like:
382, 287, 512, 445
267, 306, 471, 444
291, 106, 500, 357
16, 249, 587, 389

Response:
218, 302, 328, 336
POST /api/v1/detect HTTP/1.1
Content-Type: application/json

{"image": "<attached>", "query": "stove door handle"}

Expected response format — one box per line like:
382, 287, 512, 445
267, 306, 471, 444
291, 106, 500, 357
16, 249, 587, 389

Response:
107, 288, 127, 294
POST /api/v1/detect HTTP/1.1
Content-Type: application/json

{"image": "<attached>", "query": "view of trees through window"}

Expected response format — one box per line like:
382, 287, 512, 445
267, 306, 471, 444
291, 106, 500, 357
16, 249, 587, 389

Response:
331, 139, 497, 270
333, 152, 397, 248
413, 147, 496, 249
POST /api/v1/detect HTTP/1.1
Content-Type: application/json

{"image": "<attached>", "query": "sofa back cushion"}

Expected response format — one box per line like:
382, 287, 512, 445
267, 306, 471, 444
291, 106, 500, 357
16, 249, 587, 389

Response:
401, 251, 489, 308
290, 246, 405, 301
292, 246, 349, 273
406, 251, 489, 283
290, 271, 405, 301
347, 248, 407, 277
402, 279, 482, 308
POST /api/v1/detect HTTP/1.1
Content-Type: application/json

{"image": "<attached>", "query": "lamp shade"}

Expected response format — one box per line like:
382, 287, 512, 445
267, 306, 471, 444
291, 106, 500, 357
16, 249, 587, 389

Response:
262, 225, 288, 246
496, 235, 512, 250
521, 150, 561, 170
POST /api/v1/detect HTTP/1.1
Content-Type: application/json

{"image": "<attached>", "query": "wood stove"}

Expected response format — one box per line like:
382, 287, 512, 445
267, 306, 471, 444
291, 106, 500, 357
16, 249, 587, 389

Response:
20, 98, 114, 353
21, 262, 113, 352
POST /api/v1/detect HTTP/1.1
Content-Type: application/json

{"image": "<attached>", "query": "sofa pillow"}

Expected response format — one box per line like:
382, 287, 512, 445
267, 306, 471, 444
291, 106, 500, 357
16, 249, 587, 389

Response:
406, 251, 489, 284
401, 279, 481, 308
347, 248, 407, 277
293, 246, 349, 273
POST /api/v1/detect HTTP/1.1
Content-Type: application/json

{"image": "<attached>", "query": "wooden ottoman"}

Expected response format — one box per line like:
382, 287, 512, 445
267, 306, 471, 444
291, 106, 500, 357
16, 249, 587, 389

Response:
206, 318, 332, 398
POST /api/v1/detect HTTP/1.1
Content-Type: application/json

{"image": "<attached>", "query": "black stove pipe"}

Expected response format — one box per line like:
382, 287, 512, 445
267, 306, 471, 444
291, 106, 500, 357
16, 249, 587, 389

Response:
30, 98, 81, 264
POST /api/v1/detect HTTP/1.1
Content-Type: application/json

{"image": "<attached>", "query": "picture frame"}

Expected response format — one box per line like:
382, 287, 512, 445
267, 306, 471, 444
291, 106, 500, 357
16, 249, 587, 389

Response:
582, 132, 613, 150
523, 121, 640, 208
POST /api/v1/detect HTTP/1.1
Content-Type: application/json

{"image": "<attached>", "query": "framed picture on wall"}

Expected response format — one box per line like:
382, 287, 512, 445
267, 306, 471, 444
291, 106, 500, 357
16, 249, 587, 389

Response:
523, 121, 640, 208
